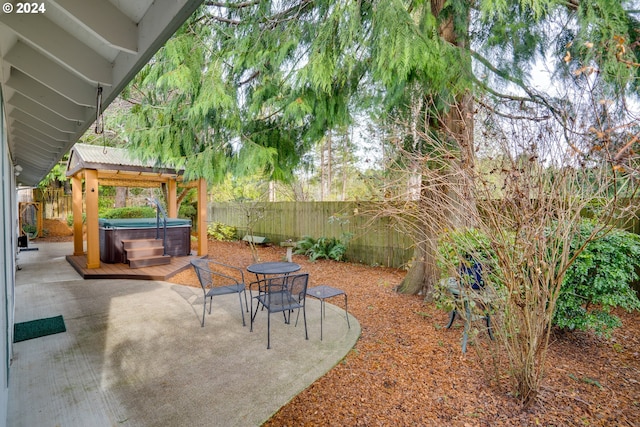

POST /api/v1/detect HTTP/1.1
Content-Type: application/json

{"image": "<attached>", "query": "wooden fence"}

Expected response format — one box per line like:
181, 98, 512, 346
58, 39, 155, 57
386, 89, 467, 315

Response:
209, 201, 415, 268
33, 188, 72, 220
209, 200, 640, 270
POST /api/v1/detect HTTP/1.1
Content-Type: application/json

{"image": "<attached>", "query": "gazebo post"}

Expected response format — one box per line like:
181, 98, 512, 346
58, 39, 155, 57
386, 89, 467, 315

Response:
167, 178, 177, 218
71, 175, 84, 256
197, 178, 207, 256
85, 169, 100, 269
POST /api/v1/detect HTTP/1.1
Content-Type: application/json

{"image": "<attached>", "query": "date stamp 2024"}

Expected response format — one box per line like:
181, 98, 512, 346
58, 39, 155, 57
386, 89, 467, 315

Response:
2, 2, 46, 14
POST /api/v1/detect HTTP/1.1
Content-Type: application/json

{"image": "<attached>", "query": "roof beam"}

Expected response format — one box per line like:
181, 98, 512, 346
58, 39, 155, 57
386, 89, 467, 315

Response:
98, 171, 175, 181
11, 121, 69, 150
15, 171, 44, 185
8, 93, 82, 133
0, 11, 113, 84
98, 178, 164, 188
51, 0, 138, 54
9, 110, 72, 141
13, 137, 61, 155
4, 41, 96, 106
5, 69, 90, 121
13, 127, 67, 151
14, 165, 48, 183
14, 160, 55, 176
11, 141, 58, 168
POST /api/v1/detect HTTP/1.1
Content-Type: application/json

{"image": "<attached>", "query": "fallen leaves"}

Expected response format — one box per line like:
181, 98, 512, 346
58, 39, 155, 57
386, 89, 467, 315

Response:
164, 239, 640, 426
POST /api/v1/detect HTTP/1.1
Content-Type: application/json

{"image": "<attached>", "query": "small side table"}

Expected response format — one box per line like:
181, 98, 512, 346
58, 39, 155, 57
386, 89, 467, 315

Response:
308, 285, 351, 340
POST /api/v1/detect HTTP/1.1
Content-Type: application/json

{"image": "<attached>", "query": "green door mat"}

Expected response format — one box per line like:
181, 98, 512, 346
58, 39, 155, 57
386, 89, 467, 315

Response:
13, 315, 66, 343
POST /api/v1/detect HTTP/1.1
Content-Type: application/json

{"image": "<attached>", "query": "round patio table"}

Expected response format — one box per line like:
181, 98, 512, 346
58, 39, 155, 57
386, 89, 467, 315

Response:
247, 261, 301, 277
247, 262, 303, 316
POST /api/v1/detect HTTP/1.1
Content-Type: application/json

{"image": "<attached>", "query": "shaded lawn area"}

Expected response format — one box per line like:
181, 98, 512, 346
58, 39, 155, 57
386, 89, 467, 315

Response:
166, 239, 639, 426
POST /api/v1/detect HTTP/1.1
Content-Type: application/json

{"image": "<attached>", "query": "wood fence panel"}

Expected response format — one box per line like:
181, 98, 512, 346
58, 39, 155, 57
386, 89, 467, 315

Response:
34, 188, 72, 220
209, 198, 640, 269
208, 201, 414, 268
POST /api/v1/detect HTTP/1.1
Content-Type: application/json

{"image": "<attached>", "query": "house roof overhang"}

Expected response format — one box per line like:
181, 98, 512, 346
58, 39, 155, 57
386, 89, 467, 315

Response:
0, 0, 204, 187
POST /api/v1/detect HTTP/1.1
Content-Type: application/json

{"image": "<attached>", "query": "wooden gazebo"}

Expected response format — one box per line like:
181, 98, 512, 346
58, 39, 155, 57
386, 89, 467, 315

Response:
66, 143, 207, 269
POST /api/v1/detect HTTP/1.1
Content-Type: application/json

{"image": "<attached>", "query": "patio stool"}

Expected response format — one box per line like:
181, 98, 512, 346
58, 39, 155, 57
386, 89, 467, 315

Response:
307, 285, 350, 340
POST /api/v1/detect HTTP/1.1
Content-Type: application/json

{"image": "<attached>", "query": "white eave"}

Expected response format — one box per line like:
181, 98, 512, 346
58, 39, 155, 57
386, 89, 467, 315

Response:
0, 0, 204, 186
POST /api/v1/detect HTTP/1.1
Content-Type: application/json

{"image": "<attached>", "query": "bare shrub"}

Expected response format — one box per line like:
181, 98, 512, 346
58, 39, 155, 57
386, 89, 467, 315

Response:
376, 92, 639, 406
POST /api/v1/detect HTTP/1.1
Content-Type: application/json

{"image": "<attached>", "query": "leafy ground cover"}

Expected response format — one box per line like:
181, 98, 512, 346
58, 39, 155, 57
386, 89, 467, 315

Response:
39, 220, 640, 426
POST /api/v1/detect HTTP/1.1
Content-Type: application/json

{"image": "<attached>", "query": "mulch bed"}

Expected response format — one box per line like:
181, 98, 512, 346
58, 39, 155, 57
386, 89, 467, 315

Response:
37, 225, 640, 426
41, 218, 74, 241
169, 240, 640, 427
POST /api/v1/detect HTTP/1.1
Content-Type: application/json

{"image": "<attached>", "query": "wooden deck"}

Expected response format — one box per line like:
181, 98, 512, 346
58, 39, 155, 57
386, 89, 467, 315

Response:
66, 253, 205, 280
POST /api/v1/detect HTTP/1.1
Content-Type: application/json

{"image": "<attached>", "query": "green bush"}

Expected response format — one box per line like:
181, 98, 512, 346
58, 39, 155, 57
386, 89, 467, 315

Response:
294, 235, 315, 254
101, 206, 156, 219
435, 222, 640, 337
66, 213, 86, 227
294, 235, 348, 262
207, 222, 237, 241
98, 196, 115, 212
21, 224, 38, 238
436, 227, 497, 277
434, 227, 502, 312
555, 221, 640, 336
179, 203, 197, 223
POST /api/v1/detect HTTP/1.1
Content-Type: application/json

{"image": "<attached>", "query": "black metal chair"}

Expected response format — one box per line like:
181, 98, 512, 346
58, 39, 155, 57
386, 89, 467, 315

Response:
191, 259, 249, 327
249, 273, 309, 349
445, 257, 494, 352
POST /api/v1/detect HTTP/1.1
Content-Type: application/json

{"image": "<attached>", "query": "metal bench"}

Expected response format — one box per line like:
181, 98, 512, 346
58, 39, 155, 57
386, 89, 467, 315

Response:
243, 235, 268, 244
444, 258, 494, 353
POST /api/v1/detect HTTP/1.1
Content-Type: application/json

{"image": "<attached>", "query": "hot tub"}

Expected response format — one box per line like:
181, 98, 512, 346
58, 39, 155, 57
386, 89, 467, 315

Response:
99, 218, 192, 263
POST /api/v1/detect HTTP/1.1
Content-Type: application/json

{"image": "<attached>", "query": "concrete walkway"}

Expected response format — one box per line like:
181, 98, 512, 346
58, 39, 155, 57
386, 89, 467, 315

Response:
8, 242, 360, 427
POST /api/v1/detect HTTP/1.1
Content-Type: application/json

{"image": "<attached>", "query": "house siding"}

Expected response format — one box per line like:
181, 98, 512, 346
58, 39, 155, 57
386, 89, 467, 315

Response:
0, 87, 14, 425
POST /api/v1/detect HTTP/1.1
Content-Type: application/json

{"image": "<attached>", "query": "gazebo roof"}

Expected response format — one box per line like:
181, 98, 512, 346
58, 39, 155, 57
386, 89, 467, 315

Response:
66, 143, 183, 175
66, 143, 185, 187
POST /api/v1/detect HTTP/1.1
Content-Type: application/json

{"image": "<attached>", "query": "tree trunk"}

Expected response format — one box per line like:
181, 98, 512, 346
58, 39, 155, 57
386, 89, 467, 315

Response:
396, 236, 440, 299
115, 187, 128, 208
341, 129, 348, 201
320, 139, 326, 200
397, 1, 475, 297
323, 131, 332, 200
268, 181, 276, 202
397, 244, 426, 295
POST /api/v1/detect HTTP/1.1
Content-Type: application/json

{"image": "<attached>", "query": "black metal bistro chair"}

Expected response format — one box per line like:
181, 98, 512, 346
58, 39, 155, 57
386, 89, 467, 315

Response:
445, 257, 494, 352
191, 259, 249, 327
250, 273, 309, 349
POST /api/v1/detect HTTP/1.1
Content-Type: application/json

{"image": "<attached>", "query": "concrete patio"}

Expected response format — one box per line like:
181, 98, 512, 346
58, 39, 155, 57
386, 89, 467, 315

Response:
8, 242, 360, 427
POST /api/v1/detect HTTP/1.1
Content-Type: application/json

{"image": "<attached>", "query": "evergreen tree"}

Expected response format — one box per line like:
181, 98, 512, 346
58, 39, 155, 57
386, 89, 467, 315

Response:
121, 1, 639, 295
